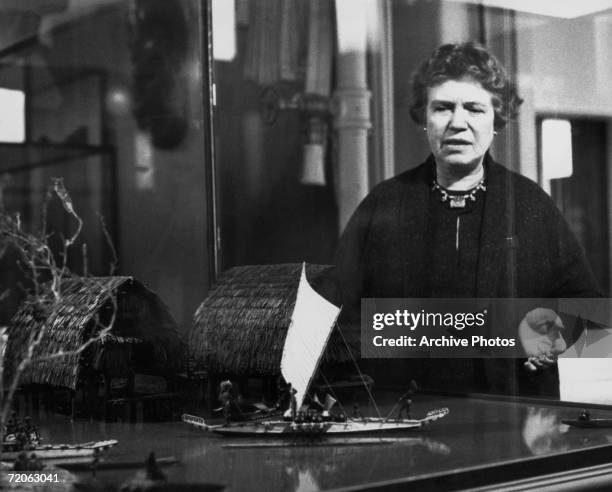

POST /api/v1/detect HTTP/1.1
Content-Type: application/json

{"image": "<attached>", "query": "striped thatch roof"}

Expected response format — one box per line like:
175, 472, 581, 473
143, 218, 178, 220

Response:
5, 276, 184, 390
188, 263, 354, 376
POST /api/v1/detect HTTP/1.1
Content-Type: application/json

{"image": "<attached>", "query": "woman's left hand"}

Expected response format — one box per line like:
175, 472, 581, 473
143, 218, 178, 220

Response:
518, 308, 567, 371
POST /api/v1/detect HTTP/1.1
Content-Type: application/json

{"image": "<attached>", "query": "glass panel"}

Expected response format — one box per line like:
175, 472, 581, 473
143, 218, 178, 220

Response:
210, 0, 612, 404
1, 1, 612, 489
0, 0, 211, 331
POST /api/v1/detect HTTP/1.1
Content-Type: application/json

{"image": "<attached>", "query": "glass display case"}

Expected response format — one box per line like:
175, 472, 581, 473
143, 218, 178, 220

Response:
2, 1, 612, 490
24, 392, 612, 490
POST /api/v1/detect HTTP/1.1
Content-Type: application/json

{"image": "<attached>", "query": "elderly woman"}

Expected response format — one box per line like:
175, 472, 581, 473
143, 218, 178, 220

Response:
334, 42, 601, 394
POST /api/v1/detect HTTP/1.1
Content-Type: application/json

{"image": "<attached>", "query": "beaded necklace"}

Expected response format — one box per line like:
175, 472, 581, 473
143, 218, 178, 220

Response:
431, 177, 486, 209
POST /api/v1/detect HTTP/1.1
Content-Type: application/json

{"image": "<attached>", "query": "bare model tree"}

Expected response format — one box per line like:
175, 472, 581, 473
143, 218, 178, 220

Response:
0, 178, 118, 457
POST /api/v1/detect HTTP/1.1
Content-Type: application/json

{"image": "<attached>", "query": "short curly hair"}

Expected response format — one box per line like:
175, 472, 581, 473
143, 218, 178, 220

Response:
409, 42, 523, 131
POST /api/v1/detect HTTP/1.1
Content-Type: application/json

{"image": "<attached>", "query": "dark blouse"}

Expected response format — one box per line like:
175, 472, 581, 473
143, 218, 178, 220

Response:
425, 186, 485, 298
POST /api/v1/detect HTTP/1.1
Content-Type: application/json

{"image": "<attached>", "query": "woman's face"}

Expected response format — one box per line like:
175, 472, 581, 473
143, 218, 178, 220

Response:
425, 77, 495, 172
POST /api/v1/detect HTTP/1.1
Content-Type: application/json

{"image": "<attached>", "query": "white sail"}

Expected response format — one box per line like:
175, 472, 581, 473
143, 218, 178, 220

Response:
281, 263, 340, 408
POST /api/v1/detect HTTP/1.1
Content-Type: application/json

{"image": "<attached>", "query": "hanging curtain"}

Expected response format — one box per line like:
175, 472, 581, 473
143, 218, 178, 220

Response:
305, 0, 333, 97
243, 0, 306, 85
241, 0, 335, 186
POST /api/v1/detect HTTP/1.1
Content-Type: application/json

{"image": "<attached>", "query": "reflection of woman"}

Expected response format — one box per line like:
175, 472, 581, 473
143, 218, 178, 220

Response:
334, 42, 601, 393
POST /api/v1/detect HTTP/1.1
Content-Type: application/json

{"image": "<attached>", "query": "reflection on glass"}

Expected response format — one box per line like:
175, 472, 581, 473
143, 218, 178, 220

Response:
523, 407, 569, 455
0, 0, 209, 329
0, 88, 25, 143
212, 0, 236, 61
541, 118, 572, 195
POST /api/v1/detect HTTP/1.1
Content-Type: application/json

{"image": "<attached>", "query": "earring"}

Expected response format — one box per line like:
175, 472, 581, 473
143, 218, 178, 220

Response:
493, 131, 498, 136
423, 127, 427, 132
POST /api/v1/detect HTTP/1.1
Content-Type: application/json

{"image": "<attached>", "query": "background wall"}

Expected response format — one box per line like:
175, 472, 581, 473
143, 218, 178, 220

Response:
391, 0, 443, 174
516, 12, 612, 179
516, 10, 612, 289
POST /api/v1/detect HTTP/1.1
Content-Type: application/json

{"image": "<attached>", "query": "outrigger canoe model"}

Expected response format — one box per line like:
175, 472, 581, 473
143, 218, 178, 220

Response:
1, 439, 118, 461
182, 264, 449, 439
183, 409, 449, 437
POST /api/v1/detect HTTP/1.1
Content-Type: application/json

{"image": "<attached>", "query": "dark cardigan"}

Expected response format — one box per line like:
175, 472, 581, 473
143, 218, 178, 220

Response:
335, 154, 601, 310
333, 154, 601, 395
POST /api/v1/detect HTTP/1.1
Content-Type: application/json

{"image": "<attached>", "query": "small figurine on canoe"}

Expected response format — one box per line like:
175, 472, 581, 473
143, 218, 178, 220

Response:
3, 412, 40, 452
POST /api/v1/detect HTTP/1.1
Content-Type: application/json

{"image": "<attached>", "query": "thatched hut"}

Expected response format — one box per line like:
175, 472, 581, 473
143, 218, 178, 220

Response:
188, 263, 354, 383
5, 276, 184, 408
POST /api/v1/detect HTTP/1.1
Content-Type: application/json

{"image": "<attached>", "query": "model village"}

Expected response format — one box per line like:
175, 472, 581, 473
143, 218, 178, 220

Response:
0, 261, 452, 491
